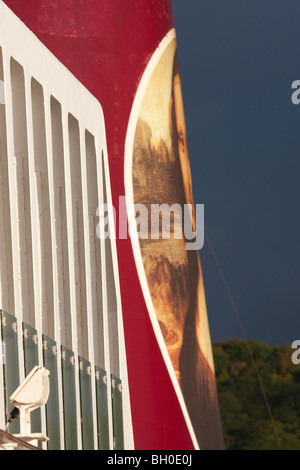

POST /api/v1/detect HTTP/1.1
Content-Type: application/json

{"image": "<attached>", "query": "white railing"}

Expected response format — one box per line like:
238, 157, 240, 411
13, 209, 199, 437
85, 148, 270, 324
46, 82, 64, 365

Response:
0, 0, 133, 450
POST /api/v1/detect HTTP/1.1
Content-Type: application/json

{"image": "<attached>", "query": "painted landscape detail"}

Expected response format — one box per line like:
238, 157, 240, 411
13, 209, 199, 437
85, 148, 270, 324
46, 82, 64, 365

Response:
131, 37, 224, 449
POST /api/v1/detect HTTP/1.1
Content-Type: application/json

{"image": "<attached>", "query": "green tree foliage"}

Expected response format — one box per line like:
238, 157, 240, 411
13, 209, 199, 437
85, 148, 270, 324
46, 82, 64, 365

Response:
212, 340, 300, 450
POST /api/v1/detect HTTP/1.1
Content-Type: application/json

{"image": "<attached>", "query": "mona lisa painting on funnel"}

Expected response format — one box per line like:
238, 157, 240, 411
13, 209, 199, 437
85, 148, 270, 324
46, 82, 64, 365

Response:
125, 30, 224, 449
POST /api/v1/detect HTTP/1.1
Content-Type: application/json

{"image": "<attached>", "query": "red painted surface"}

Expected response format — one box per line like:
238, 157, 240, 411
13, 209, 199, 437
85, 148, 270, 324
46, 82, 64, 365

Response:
2, 0, 195, 449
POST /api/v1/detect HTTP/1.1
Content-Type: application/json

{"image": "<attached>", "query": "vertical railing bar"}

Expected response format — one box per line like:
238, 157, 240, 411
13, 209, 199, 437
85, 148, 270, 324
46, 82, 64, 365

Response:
95, 146, 114, 449
0, 48, 7, 430
61, 111, 82, 449
2, 51, 25, 385
43, 94, 65, 449
23, 71, 47, 446
79, 127, 98, 449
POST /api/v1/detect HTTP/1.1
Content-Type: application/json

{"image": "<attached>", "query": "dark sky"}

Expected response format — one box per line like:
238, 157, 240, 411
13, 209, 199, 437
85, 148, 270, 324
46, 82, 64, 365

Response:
172, 0, 300, 346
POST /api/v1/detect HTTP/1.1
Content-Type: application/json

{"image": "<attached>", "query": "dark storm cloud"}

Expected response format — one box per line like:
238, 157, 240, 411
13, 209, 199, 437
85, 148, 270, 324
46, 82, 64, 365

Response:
172, 0, 300, 346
